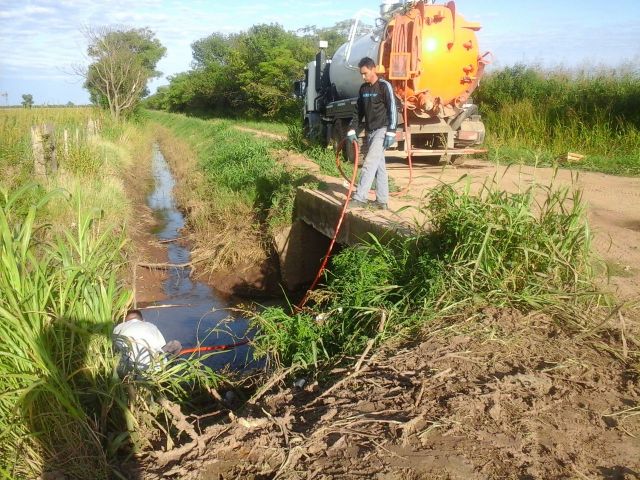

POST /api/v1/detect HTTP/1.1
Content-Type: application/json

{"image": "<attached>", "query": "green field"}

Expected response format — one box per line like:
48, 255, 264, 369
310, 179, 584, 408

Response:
475, 64, 640, 176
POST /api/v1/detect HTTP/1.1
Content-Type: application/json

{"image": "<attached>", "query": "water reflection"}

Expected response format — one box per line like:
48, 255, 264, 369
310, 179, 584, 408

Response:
142, 144, 259, 371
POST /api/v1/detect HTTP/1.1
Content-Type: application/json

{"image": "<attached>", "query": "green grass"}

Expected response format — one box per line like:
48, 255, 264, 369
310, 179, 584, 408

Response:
0, 185, 220, 479
146, 111, 318, 233
147, 112, 275, 201
476, 64, 640, 176
0, 107, 109, 191
0, 107, 137, 231
279, 123, 351, 178
233, 119, 289, 136
251, 175, 602, 370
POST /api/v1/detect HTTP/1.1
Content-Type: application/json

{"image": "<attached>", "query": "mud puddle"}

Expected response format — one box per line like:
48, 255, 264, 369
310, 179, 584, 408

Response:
141, 144, 260, 371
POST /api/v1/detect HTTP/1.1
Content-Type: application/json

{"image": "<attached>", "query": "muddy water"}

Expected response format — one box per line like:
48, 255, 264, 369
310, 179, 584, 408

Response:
142, 144, 259, 371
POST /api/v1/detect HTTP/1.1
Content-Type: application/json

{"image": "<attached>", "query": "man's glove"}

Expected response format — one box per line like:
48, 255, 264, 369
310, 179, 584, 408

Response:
383, 132, 396, 149
346, 130, 357, 143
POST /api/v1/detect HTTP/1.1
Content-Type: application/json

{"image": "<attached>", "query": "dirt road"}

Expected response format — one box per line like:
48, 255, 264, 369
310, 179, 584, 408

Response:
279, 150, 640, 300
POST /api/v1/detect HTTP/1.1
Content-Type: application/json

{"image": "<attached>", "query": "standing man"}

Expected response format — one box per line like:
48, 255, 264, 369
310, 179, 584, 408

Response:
346, 57, 397, 210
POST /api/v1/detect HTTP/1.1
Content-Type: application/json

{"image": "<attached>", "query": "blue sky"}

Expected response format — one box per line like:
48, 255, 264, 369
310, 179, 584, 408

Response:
1, 0, 638, 106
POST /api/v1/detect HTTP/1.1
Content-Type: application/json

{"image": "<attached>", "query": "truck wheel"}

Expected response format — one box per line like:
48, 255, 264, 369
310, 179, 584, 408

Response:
330, 119, 346, 151
331, 119, 358, 163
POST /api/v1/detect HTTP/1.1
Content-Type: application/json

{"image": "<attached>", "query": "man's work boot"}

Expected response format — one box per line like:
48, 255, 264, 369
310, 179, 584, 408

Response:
371, 200, 388, 210
348, 198, 368, 209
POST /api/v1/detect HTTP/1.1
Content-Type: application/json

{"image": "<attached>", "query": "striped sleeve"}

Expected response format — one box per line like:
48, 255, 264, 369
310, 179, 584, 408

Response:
381, 79, 397, 132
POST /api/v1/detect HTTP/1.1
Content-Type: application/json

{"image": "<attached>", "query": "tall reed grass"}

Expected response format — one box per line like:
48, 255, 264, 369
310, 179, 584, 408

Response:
475, 64, 640, 176
0, 109, 220, 478
0, 185, 219, 479
0, 185, 130, 478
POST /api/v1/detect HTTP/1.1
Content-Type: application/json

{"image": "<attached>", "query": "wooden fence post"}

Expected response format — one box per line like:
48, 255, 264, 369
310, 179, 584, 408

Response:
43, 123, 57, 175
30, 125, 46, 178
30, 124, 57, 178
63, 128, 69, 158
87, 118, 97, 138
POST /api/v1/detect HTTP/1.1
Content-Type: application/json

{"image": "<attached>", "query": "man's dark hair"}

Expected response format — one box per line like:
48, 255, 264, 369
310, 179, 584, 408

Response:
358, 57, 376, 69
125, 309, 144, 321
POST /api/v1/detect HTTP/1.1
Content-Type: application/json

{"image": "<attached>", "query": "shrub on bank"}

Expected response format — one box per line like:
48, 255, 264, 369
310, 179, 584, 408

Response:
252, 177, 597, 369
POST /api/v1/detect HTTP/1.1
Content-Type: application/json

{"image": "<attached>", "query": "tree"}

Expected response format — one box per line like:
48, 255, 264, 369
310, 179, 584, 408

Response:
234, 24, 315, 118
21, 94, 34, 108
298, 20, 353, 57
149, 20, 364, 120
191, 32, 240, 69
81, 27, 166, 120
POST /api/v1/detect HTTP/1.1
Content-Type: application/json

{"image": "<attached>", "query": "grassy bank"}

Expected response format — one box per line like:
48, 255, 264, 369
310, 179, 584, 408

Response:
251, 176, 614, 370
475, 64, 640, 176
145, 110, 319, 274
0, 108, 219, 479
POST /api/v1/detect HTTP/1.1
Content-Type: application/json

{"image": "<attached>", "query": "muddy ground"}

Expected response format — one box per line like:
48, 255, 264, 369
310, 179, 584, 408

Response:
121, 144, 169, 305
141, 308, 639, 479
133, 136, 639, 479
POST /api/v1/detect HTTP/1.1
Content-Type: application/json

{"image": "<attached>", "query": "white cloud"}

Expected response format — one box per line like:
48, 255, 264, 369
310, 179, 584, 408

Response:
0, 5, 56, 19
1, 0, 639, 105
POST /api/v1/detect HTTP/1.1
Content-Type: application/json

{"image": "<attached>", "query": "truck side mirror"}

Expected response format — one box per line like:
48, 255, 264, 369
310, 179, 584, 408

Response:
293, 80, 304, 98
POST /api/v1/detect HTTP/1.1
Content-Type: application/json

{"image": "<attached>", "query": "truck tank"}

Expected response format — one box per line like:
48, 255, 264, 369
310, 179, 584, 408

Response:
300, 1, 489, 160
331, 34, 381, 99
328, 1, 488, 120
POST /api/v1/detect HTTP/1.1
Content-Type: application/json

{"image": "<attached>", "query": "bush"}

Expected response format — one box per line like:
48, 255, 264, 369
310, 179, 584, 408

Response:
252, 177, 597, 369
475, 64, 640, 175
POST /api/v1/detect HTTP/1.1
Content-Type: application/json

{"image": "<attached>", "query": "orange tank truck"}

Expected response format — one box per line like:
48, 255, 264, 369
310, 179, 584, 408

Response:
296, 0, 490, 163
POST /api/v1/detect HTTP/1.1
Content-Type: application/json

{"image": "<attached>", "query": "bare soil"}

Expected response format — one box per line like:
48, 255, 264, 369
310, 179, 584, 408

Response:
206, 257, 283, 299
141, 308, 639, 479
120, 146, 168, 305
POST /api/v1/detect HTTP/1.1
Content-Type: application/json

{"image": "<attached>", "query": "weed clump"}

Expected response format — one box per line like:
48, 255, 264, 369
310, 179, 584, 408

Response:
423, 179, 593, 308
252, 179, 597, 370
281, 123, 345, 177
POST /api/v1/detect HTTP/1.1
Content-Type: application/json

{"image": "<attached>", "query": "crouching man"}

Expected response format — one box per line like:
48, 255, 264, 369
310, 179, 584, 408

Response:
112, 309, 182, 375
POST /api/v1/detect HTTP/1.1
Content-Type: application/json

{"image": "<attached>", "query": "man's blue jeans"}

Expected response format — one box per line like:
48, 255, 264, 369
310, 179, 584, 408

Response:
352, 127, 388, 204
